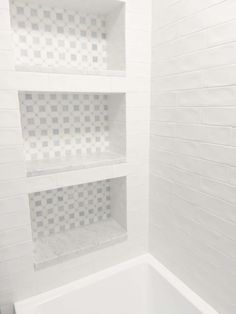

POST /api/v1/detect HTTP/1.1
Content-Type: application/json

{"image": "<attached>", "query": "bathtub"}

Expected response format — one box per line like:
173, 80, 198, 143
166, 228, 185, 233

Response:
14, 254, 218, 314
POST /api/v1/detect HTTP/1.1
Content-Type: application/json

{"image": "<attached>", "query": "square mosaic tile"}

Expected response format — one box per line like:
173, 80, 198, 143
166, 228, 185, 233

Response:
10, 0, 107, 72
29, 180, 111, 241
19, 92, 109, 162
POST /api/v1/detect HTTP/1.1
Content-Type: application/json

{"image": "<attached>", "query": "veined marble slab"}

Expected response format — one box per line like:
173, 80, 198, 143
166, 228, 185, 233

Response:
27, 152, 126, 177
34, 218, 127, 270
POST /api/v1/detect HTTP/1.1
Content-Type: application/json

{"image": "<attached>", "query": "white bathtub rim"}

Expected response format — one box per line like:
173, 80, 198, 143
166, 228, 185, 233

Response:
14, 253, 219, 314
147, 254, 219, 314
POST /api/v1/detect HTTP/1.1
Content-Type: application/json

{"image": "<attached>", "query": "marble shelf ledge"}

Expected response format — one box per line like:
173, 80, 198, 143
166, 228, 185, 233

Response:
27, 152, 126, 177
15, 71, 126, 93
34, 218, 127, 270
26, 162, 130, 194
16, 66, 126, 77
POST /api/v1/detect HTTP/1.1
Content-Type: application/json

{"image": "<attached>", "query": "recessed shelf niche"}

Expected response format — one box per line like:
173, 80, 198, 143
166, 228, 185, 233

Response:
29, 177, 127, 269
19, 92, 126, 176
10, 0, 125, 76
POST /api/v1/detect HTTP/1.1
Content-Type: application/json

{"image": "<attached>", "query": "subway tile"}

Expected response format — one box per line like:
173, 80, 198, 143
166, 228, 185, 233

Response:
0, 162, 26, 181
0, 91, 18, 110
0, 227, 32, 248
0, 110, 21, 128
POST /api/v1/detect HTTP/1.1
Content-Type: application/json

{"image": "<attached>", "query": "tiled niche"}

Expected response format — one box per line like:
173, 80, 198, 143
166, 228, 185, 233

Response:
10, 0, 125, 75
29, 177, 127, 269
19, 92, 126, 176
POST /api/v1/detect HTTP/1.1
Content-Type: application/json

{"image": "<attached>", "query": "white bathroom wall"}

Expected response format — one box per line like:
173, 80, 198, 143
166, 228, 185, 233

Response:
150, 1, 236, 314
107, 4, 126, 71
0, 0, 151, 313
108, 93, 126, 156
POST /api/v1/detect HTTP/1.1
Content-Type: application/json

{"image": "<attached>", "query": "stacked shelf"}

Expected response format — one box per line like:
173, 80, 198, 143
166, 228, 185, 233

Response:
19, 92, 126, 177
35, 218, 126, 269
10, 0, 125, 75
30, 178, 127, 270
10, 0, 127, 269
26, 152, 125, 177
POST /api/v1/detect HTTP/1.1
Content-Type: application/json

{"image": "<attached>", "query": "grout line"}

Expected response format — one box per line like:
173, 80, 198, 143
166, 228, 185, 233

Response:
152, 0, 228, 35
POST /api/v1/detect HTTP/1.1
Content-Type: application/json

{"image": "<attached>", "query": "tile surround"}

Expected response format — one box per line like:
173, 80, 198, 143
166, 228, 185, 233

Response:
11, 1, 127, 270
0, 0, 151, 312
151, 1, 236, 313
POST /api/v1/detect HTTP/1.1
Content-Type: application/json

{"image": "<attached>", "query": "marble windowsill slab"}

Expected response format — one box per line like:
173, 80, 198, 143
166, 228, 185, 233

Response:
27, 152, 126, 177
34, 218, 127, 270
16, 66, 126, 77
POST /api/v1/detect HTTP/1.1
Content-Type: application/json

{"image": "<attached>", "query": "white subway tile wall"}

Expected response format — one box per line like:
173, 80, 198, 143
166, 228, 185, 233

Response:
0, 0, 151, 313
0, 2, 34, 314
151, 1, 236, 314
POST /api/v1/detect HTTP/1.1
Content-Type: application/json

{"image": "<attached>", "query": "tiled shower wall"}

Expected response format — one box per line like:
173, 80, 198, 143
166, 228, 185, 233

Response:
150, 1, 236, 313
0, 1, 151, 313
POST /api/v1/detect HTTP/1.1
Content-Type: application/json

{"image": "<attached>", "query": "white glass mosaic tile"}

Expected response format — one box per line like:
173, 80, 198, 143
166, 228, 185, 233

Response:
30, 180, 111, 241
19, 92, 126, 175
20, 92, 109, 161
29, 178, 127, 269
10, 0, 108, 73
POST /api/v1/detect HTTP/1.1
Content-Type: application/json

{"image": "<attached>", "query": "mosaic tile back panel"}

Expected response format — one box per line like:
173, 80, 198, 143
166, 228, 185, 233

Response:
30, 180, 111, 241
19, 92, 109, 161
10, 0, 107, 71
